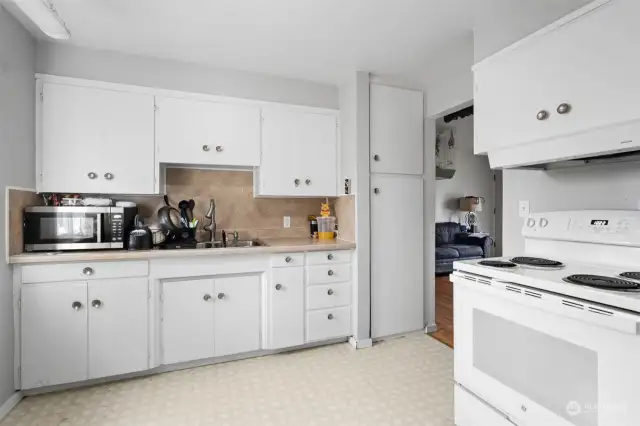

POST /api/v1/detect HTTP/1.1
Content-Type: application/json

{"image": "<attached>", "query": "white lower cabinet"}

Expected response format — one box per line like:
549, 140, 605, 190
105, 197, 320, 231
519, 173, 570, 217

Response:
21, 281, 88, 389
21, 278, 149, 389
264, 267, 305, 350
88, 278, 149, 379
213, 276, 261, 357
161, 275, 261, 365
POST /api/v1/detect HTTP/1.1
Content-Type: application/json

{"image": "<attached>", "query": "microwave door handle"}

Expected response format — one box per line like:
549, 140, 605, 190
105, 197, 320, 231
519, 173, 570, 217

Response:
96, 213, 102, 243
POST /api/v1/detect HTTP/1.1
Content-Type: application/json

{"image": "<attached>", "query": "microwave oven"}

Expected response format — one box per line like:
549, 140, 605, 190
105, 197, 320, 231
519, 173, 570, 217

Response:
23, 206, 136, 252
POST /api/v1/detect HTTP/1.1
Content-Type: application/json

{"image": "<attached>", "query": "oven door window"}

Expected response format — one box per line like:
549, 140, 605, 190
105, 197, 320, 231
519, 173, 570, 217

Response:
25, 213, 100, 245
473, 309, 598, 426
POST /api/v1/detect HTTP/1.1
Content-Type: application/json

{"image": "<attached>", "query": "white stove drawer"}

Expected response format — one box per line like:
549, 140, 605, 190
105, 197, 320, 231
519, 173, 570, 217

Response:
455, 385, 514, 426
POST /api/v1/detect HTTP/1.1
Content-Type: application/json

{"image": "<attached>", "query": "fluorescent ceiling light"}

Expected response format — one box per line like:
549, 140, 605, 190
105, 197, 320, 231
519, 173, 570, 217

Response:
12, 0, 70, 40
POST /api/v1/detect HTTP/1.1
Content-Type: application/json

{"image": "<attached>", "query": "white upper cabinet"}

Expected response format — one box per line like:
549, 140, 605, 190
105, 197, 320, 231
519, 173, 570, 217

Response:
474, 0, 640, 157
155, 97, 261, 167
370, 84, 424, 175
257, 109, 338, 197
39, 83, 155, 194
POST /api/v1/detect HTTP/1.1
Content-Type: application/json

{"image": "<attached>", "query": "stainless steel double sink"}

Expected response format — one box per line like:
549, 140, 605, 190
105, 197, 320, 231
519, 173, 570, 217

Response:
196, 240, 264, 249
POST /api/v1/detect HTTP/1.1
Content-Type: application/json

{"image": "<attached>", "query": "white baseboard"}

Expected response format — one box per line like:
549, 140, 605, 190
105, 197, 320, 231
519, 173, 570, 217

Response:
425, 323, 438, 333
349, 336, 373, 349
0, 392, 23, 422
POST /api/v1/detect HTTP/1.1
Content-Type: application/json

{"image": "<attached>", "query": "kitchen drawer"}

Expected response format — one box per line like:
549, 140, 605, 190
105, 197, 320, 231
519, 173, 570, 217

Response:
21, 261, 149, 284
306, 250, 351, 266
306, 282, 351, 310
306, 306, 351, 342
270, 253, 305, 268
306, 264, 351, 285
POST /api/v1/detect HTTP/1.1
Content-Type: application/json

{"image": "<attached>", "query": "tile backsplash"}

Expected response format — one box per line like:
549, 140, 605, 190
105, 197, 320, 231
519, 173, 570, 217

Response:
124, 169, 337, 241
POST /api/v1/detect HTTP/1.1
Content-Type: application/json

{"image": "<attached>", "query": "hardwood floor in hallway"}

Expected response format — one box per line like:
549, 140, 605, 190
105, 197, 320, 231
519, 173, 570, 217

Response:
429, 276, 454, 348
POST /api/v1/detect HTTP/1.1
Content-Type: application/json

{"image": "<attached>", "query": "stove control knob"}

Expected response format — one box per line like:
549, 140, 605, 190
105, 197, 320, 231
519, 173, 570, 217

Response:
539, 218, 549, 228
526, 218, 536, 228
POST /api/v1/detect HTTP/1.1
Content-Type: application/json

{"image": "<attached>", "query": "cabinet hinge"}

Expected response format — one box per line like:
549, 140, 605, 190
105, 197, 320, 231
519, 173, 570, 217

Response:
40, 92, 43, 102
17, 300, 21, 310
17, 366, 21, 381
159, 291, 164, 302
494, 208, 496, 214
153, 104, 158, 112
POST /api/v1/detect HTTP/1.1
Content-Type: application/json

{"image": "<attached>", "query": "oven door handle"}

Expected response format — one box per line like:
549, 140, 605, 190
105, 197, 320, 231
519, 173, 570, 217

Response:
96, 213, 102, 243
455, 274, 640, 335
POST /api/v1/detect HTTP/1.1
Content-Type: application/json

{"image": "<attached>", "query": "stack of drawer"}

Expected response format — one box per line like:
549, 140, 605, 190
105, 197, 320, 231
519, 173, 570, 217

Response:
305, 251, 352, 342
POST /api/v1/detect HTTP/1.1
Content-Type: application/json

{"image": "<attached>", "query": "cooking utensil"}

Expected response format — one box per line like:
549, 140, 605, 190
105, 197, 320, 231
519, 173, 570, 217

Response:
157, 196, 182, 232
187, 199, 195, 222
178, 200, 190, 229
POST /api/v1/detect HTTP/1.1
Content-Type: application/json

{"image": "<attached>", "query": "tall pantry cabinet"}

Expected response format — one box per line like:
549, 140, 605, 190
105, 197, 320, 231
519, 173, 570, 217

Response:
369, 84, 425, 339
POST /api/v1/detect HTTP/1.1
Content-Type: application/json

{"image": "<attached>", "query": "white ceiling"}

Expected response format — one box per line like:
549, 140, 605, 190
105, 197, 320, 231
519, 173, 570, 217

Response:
25, 0, 475, 85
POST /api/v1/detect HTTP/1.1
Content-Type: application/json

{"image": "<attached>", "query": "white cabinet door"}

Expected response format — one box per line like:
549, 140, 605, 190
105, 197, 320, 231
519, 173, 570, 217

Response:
474, 0, 640, 155
213, 275, 261, 357
155, 97, 261, 167
258, 109, 338, 197
162, 279, 215, 364
40, 83, 155, 194
370, 174, 424, 338
370, 85, 424, 175
21, 281, 88, 389
264, 267, 304, 349
88, 278, 148, 379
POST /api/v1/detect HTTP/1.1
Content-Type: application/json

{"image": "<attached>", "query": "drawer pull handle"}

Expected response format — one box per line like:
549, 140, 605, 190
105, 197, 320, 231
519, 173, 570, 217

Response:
327, 314, 334, 320
91, 299, 102, 308
87, 172, 97, 180
373, 154, 380, 161
327, 254, 334, 260
203, 294, 212, 301
275, 284, 282, 290
294, 179, 300, 187
82, 267, 94, 276
328, 270, 334, 276
285, 256, 292, 263
218, 293, 225, 300
536, 110, 549, 121
327, 289, 334, 295
216, 145, 223, 152
305, 179, 311, 185
557, 103, 571, 115
72, 301, 82, 311
203, 145, 210, 152
104, 172, 114, 180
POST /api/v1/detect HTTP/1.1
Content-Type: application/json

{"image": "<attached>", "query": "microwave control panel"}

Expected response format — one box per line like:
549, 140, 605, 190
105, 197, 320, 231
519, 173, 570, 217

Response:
111, 214, 124, 242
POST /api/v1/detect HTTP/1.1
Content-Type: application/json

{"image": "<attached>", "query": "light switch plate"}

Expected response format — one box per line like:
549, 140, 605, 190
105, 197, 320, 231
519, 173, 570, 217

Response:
518, 201, 530, 218
283, 216, 291, 228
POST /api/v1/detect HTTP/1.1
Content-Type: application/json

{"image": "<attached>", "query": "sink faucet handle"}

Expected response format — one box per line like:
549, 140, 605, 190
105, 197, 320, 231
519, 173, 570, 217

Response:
232, 231, 239, 241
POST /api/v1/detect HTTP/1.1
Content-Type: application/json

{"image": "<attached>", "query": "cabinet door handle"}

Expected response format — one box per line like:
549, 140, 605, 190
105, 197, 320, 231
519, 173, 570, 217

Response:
305, 179, 311, 185
327, 253, 334, 260
217, 293, 225, 300
87, 172, 97, 180
91, 299, 102, 308
104, 173, 114, 180
536, 110, 549, 121
373, 154, 380, 161
294, 179, 300, 187
203, 145, 210, 152
373, 188, 380, 195
327, 314, 334, 320
216, 145, 223, 152
72, 301, 82, 311
203, 294, 212, 301
557, 103, 571, 115
285, 256, 292, 263
82, 267, 94, 276
275, 284, 282, 290
327, 270, 334, 276
327, 289, 334, 295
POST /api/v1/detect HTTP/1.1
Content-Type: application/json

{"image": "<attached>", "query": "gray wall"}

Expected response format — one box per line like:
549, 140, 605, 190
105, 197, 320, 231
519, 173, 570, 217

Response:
473, 0, 592, 63
435, 117, 495, 239
503, 163, 640, 254
0, 5, 36, 405
36, 43, 339, 109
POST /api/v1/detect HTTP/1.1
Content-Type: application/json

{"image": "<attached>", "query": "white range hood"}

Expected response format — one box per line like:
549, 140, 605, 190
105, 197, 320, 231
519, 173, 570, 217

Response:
488, 120, 640, 170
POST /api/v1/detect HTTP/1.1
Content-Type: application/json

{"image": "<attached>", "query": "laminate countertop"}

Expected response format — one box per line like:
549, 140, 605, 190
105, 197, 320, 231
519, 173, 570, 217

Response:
9, 238, 356, 265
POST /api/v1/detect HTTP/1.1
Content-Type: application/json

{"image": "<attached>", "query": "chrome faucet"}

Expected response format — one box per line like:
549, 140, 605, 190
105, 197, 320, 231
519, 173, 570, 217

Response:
203, 199, 216, 242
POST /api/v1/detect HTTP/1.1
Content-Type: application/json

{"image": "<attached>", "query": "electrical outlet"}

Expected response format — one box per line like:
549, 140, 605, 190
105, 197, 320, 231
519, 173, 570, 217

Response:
518, 200, 530, 218
283, 216, 291, 228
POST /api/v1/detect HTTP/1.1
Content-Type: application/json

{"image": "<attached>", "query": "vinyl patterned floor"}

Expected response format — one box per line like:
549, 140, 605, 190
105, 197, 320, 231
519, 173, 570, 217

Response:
1, 334, 454, 426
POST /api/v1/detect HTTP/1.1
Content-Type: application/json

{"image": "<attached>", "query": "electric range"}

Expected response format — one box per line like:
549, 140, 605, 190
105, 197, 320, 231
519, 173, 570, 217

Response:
452, 210, 640, 426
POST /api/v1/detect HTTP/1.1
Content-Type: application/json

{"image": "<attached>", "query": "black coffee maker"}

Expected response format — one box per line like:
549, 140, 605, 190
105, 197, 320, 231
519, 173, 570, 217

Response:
127, 215, 153, 250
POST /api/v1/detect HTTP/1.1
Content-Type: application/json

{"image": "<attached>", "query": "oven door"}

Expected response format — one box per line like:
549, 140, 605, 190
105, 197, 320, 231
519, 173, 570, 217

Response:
24, 207, 113, 251
453, 271, 640, 426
